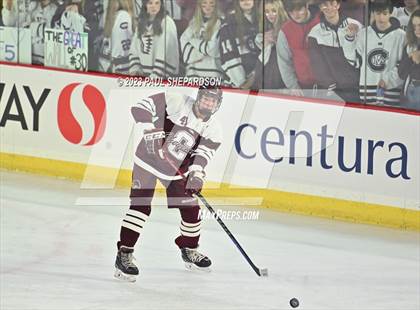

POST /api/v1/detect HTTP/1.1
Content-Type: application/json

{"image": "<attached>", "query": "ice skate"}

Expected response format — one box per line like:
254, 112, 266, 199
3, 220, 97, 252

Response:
114, 246, 139, 282
181, 247, 212, 272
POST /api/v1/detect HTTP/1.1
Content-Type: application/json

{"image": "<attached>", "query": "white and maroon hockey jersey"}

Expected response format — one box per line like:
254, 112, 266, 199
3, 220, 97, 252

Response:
356, 19, 405, 105
180, 18, 223, 79
99, 10, 133, 74
131, 92, 222, 180
128, 15, 179, 77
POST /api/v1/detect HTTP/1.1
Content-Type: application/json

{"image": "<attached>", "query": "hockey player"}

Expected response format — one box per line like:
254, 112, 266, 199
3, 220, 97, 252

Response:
180, 0, 224, 80
114, 85, 223, 282
128, 0, 179, 77
356, 0, 406, 105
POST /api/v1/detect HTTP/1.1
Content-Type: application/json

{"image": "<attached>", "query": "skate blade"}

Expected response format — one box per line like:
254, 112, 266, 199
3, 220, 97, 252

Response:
184, 262, 211, 273
114, 268, 137, 282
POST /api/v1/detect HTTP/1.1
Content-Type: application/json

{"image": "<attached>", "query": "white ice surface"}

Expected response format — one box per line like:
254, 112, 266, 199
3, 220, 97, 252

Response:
0, 170, 419, 310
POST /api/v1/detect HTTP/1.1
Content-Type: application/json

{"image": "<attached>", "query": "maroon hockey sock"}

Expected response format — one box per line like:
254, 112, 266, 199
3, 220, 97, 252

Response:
175, 206, 201, 249
118, 205, 151, 249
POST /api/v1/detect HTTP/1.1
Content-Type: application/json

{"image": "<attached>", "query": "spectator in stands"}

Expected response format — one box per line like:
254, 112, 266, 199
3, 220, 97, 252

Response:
27, 1, 57, 27
27, 0, 58, 65
219, 0, 261, 89
308, 0, 362, 102
52, 0, 88, 32
276, 0, 320, 96
132, 0, 192, 33
56, 0, 104, 71
180, 0, 223, 80
253, 0, 288, 90
177, 0, 236, 19
83, 0, 106, 71
99, 0, 135, 74
398, 9, 420, 110
129, 0, 179, 77
2, 0, 31, 27
392, 0, 419, 29
356, 0, 405, 105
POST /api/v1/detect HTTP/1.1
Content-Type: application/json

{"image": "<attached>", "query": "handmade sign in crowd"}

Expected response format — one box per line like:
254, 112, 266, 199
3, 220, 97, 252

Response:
44, 28, 88, 71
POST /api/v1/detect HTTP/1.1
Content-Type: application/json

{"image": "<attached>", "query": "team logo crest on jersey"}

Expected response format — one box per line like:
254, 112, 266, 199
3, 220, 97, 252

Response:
367, 48, 389, 72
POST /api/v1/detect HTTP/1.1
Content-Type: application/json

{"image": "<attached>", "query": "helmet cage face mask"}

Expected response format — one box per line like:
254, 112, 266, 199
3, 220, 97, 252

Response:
195, 89, 222, 116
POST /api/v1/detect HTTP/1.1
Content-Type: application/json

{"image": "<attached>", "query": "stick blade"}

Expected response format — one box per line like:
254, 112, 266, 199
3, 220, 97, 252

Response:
258, 268, 268, 277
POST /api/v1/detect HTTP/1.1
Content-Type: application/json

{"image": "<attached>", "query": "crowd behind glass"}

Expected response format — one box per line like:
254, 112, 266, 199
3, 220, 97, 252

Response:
1, 0, 419, 110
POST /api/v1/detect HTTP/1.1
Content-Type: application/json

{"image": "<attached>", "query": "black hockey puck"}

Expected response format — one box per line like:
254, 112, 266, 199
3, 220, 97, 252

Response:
289, 298, 299, 308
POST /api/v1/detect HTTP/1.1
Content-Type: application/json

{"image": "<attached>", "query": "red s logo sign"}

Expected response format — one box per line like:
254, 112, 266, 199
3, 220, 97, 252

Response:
57, 83, 106, 146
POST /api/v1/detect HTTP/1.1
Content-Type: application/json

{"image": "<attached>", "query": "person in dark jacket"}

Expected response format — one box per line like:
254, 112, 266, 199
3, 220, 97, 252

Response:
398, 9, 420, 110
219, 0, 261, 89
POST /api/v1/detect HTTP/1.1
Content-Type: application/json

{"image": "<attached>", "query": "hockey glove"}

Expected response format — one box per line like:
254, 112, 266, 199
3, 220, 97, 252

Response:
144, 128, 165, 160
186, 168, 205, 196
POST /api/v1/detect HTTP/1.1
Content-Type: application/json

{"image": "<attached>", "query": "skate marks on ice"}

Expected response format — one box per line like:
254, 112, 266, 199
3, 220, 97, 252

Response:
1, 171, 419, 310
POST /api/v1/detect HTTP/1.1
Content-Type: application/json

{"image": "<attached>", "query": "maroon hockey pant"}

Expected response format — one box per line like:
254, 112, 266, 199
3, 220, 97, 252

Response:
118, 164, 201, 250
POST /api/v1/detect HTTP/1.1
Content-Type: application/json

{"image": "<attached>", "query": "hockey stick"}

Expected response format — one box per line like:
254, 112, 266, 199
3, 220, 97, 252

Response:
166, 158, 268, 277
194, 191, 268, 277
